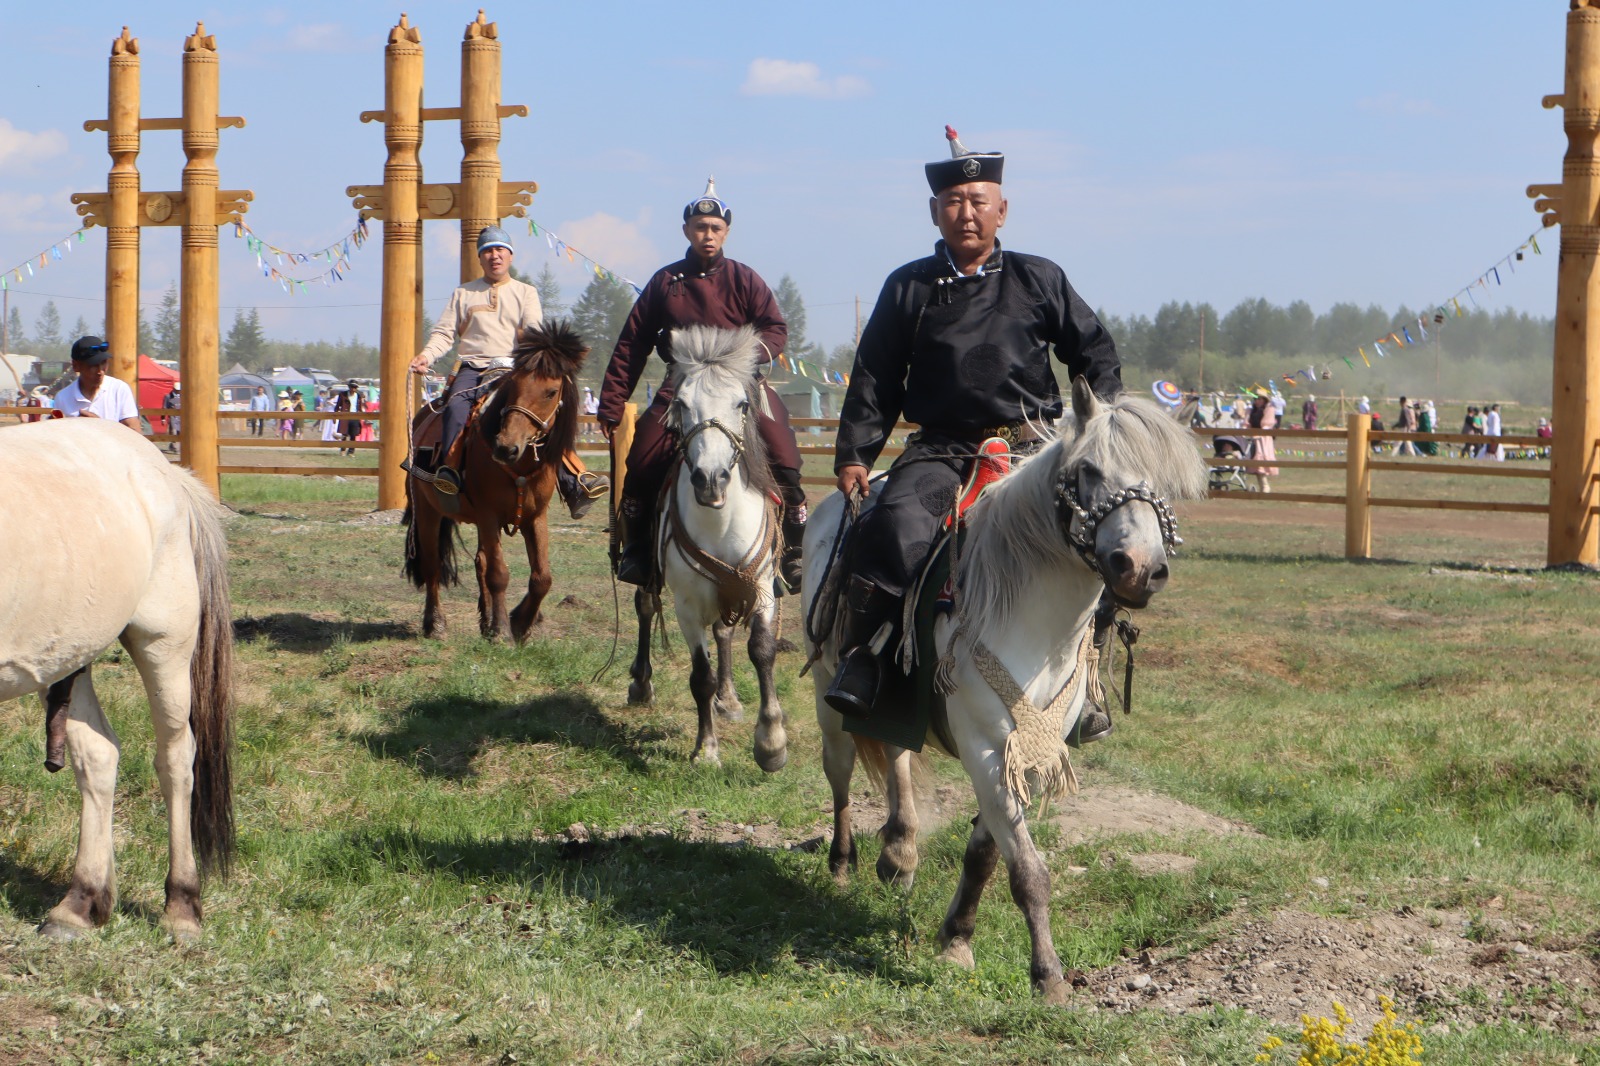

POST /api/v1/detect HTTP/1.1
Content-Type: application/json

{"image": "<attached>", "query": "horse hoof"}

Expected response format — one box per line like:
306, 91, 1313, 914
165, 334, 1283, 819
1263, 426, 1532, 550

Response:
162, 918, 203, 946
755, 745, 788, 774
714, 697, 744, 722
627, 680, 654, 705
875, 852, 916, 891
937, 938, 975, 971
690, 749, 721, 768
37, 920, 88, 942
1037, 976, 1070, 1006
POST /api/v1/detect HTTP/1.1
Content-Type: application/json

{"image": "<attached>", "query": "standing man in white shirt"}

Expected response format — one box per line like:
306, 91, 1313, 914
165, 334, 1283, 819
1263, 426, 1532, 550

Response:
408, 226, 608, 516
53, 337, 142, 431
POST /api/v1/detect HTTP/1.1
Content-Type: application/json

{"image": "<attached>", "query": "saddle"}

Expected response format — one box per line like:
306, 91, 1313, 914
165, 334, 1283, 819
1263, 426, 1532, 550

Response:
405, 370, 515, 509
815, 436, 1015, 753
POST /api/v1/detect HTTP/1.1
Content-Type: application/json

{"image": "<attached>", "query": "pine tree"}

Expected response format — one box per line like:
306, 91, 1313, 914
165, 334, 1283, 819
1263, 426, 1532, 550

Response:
153, 283, 180, 361
4, 308, 26, 354
69, 315, 89, 341
137, 309, 157, 359
773, 275, 808, 354
224, 307, 265, 367
570, 274, 639, 359
33, 301, 62, 358
533, 264, 565, 318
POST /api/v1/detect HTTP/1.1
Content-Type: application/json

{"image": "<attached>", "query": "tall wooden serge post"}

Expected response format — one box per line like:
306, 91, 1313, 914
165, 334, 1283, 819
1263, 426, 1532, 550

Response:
73, 23, 251, 496
1533, 1, 1600, 568
349, 10, 536, 512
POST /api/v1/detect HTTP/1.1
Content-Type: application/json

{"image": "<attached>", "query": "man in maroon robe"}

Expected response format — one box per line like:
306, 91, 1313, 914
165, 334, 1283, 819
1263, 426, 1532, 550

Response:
598, 179, 806, 591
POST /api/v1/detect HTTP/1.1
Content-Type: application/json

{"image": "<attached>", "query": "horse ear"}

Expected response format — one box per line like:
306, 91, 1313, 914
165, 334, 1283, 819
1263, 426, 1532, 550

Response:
1071, 376, 1099, 422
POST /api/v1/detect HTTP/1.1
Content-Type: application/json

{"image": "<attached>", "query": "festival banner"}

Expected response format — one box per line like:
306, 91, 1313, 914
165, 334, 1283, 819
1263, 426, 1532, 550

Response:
0, 228, 90, 291
526, 219, 642, 295
230, 217, 369, 293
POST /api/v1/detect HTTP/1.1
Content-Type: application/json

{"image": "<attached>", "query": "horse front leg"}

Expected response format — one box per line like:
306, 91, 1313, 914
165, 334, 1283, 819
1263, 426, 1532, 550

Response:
873, 745, 921, 890
687, 635, 720, 766
510, 509, 552, 644
936, 815, 1000, 972
474, 525, 511, 641
963, 748, 1067, 1003
39, 670, 121, 940
627, 588, 655, 705
711, 620, 744, 722
747, 607, 786, 773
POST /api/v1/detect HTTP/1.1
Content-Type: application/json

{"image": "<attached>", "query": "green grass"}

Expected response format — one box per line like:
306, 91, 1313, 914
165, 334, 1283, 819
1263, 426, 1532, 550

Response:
1, 488, 1598, 1063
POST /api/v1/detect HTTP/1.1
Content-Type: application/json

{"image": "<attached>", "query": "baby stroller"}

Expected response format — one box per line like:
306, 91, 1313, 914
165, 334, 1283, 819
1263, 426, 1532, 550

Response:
1209, 435, 1253, 491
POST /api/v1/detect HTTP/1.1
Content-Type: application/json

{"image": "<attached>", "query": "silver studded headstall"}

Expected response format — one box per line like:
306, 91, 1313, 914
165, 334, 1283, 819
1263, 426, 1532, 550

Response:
1055, 473, 1183, 571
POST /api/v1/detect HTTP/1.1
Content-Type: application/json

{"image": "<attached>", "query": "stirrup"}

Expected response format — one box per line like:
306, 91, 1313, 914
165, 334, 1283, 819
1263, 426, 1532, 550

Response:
616, 550, 653, 587
433, 467, 461, 496
577, 470, 610, 499
824, 648, 878, 719
1069, 708, 1113, 747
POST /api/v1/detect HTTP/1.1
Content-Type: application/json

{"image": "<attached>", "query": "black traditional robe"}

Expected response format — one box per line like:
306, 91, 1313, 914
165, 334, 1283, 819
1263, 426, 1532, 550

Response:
835, 240, 1121, 473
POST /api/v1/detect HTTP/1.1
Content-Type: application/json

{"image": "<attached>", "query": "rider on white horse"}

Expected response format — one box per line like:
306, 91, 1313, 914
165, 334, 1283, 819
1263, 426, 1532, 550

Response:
826, 127, 1124, 737
598, 179, 809, 593
409, 226, 609, 517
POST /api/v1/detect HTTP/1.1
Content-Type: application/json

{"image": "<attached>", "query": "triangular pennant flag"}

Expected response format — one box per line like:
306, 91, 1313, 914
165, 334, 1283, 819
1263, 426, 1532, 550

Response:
1417, 317, 1428, 341
1358, 348, 1370, 367
1402, 327, 1414, 345
1491, 266, 1501, 285
1342, 357, 1354, 369
1531, 235, 1542, 254
1374, 342, 1387, 358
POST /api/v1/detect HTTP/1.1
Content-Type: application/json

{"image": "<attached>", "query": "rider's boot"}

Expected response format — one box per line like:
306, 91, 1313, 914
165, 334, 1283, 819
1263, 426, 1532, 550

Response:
433, 463, 462, 495
1073, 590, 1118, 745
824, 576, 900, 719
558, 452, 610, 520
774, 466, 806, 595
614, 501, 655, 587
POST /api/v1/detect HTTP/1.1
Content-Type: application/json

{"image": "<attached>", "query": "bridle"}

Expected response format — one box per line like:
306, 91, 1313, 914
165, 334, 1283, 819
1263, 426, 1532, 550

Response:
499, 398, 561, 464
1055, 465, 1182, 572
674, 407, 748, 466
488, 371, 565, 535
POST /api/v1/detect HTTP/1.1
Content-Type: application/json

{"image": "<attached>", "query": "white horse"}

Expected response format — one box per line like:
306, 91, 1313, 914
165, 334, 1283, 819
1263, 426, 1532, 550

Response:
803, 379, 1206, 1000
628, 325, 788, 771
0, 418, 234, 942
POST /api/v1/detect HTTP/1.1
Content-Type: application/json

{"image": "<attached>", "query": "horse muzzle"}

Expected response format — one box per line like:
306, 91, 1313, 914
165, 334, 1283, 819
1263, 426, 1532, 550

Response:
1097, 545, 1169, 609
492, 441, 525, 465
690, 467, 730, 509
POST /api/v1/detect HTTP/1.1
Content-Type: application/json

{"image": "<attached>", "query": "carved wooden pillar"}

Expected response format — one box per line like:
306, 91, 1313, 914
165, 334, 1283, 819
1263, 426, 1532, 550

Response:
377, 15, 424, 511
459, 10, 501, 283
105, 27, 140, 391
179, 23, 223, 492
1537, 1, 1600, 567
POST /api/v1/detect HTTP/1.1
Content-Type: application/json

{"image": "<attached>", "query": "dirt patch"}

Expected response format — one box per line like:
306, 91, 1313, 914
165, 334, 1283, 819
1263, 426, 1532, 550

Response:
0, 988, 64, 1065
1051, 786, 1262, 844
1079, 906, 1600, 1038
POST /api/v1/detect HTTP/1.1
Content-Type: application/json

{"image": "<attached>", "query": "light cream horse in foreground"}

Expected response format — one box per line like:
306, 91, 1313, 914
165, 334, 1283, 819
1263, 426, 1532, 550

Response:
0, 418, 234, 942
804, 381, 1207, 1000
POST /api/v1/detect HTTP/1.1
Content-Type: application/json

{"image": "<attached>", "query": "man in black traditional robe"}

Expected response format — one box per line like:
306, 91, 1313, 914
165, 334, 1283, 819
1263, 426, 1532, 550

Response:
825, 127, 1123, 728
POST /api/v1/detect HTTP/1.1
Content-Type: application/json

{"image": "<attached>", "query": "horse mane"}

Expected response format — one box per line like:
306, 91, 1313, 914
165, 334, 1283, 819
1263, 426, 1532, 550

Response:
956, 391, 1208, 648
664, 324, 778, 499
477, 318, 589, 462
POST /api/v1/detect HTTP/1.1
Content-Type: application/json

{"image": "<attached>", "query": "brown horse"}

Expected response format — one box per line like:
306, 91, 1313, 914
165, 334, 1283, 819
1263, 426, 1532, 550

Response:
403, 321, 588, 642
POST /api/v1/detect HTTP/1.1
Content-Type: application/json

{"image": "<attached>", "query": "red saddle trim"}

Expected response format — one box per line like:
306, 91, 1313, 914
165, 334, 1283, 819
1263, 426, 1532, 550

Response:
943, 436, 1011, 529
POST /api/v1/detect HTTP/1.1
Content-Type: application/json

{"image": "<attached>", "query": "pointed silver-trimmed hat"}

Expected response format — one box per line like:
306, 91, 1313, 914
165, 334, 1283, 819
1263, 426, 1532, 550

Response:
683, 176, 732, 224
925, 125, 1004, 194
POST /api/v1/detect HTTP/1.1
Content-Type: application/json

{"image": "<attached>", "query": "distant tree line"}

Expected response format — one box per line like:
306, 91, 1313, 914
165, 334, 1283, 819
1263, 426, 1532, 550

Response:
1, 277, 1557, 405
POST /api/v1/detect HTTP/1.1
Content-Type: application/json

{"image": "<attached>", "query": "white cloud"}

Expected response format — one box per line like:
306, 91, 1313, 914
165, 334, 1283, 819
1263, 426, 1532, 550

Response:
0, 120, 68, 172
287, 23, 346, 52
554, 213, 662, 282
740, 59, 870, 101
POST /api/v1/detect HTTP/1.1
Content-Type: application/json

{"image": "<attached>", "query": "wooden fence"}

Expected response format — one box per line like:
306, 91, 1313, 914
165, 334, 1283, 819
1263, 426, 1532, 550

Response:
1, 406, 1559, 559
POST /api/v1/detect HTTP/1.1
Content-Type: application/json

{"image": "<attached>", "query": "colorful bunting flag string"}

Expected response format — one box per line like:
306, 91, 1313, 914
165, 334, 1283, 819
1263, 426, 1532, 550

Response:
775, 351, 849, 388
230, 217, 370, 295
1, 228, 92, 292
1247, 228, 1549, 397
526, 219, 643, 295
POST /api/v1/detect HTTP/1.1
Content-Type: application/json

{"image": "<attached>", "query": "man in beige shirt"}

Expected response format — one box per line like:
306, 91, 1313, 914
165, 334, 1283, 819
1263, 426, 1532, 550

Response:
410, 226, 607, 515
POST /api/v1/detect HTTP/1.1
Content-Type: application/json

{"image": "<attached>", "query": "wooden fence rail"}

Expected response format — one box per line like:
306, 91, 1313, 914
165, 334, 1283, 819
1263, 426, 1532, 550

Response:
1, 406, 1562, 558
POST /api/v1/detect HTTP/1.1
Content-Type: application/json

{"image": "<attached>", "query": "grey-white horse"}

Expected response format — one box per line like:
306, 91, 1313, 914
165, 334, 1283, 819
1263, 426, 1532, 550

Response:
803, 379, 1206, 1000
629, 325, 788, 771
0, 418, 234, 942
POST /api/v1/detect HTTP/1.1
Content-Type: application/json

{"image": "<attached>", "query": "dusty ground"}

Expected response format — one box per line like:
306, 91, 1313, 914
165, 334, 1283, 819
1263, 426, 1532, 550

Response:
556, 782, 1600, 1040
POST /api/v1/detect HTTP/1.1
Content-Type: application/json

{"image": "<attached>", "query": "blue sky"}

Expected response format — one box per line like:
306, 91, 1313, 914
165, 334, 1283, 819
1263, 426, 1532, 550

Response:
0, 2, 1566, 356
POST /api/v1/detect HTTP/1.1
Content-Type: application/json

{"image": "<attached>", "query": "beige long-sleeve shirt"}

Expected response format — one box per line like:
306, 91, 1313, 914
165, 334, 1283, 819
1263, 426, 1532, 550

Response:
417, 276, 543, 370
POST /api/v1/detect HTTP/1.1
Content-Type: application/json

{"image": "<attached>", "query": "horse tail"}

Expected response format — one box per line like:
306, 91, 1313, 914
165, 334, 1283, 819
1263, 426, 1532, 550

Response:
854, 737, 935, 803
173, 473, 236, 877
401, 488, 460, 589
